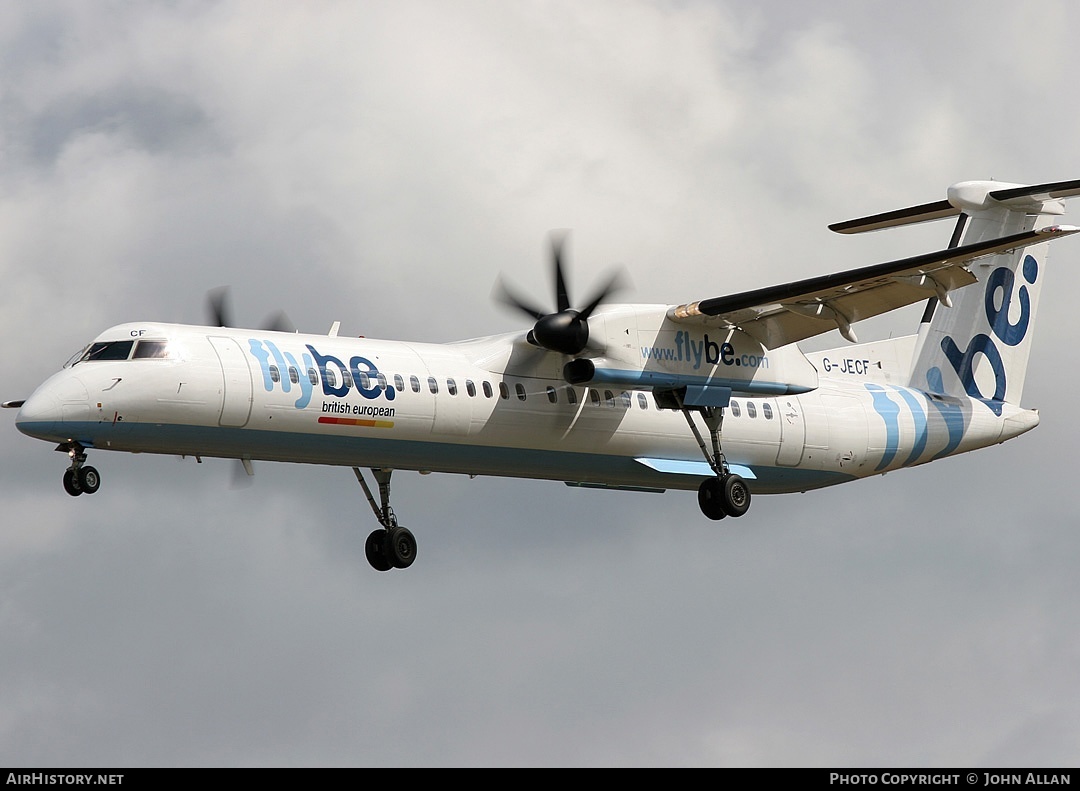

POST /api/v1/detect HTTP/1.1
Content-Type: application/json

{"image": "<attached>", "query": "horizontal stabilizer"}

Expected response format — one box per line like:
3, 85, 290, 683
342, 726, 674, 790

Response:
831, 178, 1080, 234
829, 199, 957, 234
988, 178, 1080, 203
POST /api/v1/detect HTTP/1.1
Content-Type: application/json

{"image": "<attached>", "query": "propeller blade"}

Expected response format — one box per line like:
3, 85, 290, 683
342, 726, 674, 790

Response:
208, 286, 232, 327
261, 310, 296, 334
230, 458, 255, 489
495, 277, 547, 321
552, 234, 571, 313
578, 270, 625, 320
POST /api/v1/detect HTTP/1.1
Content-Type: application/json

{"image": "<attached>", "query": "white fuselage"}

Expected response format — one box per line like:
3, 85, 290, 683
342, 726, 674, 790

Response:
14, 316, 1038, 497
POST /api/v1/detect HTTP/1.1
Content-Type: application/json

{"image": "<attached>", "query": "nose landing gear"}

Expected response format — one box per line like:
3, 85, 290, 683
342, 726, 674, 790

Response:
59, 442, 101, 497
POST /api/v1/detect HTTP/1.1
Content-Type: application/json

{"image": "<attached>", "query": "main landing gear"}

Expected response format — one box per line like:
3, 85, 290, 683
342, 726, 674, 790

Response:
667, 394, 751, 521
59, 442, 101, 497
353, 467, 417, 571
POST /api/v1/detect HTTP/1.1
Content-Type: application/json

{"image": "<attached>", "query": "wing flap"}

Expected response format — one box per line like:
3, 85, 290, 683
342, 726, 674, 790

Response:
670, 226, 1078, 348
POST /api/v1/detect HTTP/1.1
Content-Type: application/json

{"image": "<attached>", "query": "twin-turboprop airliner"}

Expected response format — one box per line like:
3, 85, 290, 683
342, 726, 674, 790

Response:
6, 179, 1079, 571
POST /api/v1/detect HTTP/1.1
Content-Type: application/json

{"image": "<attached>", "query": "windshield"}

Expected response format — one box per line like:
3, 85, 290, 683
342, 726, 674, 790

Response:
81, 340, 135, 362
65, 338, 179, 366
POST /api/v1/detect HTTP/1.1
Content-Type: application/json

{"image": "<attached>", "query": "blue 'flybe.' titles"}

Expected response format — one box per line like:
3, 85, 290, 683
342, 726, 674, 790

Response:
247, 339, 395, 410
640, 331, 769, 370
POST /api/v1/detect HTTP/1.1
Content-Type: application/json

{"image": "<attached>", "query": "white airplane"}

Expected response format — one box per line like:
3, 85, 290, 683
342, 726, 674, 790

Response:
6, 179, 1079, 571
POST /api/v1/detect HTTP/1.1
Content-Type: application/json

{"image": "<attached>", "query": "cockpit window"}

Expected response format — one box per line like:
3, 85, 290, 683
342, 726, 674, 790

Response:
132, 340, 176, 359
80, 340, 134, 362
63, 346, 90, 368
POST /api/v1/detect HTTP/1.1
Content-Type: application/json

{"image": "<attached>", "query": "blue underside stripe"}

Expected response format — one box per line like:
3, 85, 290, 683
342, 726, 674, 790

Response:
19, 420, 855, 494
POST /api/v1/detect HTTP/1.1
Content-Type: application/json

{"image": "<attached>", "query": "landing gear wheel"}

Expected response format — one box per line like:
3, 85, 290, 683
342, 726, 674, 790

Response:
385, 526, 417, 569
365, 530, 392, 572
63, 470, 83, 497
721, 474, 751, 518
77, 466, 100, 495
697, 478, 727, 520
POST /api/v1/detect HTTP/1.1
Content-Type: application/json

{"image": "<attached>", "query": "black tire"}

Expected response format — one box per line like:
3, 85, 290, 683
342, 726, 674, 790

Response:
721, 474, 751, 518
77, 466, 101, 495
63, 470, 83, 497
385, 526, 417, 569
697, 478, 727, 520
365, 529, 392, 572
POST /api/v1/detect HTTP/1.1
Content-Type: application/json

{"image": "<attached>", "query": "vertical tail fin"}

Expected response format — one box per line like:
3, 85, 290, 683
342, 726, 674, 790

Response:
904, 180, 1080, 411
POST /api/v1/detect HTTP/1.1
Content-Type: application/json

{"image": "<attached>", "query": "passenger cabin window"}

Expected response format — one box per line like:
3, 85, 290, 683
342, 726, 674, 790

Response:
428, 377, 438, 394
762, 403, 773, 420
447, 378, 458, 396
394, 374, 405, 392
308, 368, 319, 386
515, 383, 527, 401
747, 402, 757, 419
604, 390, 615, 407
619, 392, 631, 409
546, 386, 557, 404
288, 367, 300, 385
589, 390, 600, 406
466, 380, 476, 397
483, 381, 493, 398
565, 387, 577, 405
730, 401, 741, 418
499, 382, 509, 400
81, 340, 134, 362
357, 372, 371, 389
269, 365, 281, 383
377, 373, 388, 391
637, 393, 648, 410
410, 375, 421, 393
132, 340, 175, 360
324, 368, 339, 388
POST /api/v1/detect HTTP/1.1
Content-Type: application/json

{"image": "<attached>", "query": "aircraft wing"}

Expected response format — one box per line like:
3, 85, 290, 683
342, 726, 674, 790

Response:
668, 226, 1078, 348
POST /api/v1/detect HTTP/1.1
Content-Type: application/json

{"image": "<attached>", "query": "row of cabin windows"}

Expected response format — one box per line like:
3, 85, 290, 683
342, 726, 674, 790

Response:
265, 365, 778, 419
265, 365, 651, 409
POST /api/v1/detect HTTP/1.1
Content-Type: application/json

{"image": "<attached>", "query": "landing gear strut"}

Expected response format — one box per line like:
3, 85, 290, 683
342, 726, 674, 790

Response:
665, 391, 751, 521
59, 442, 101, 497
353, 467, 416, 571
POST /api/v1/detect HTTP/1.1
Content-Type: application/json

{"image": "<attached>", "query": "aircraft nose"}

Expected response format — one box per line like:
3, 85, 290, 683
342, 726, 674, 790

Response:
15, 388, 63, 440
15, 373, 87, 442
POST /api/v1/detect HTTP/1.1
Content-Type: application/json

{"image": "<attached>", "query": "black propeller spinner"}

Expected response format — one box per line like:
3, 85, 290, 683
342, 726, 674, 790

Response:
498, 235, 621, 356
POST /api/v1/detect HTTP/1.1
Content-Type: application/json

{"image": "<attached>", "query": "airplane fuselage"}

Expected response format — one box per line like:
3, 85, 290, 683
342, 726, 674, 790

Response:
14, 316, 1037, 497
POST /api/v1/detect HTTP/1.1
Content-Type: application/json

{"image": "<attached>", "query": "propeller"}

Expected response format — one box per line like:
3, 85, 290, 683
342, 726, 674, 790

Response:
207, 286, 295, 333
497, 234, 623, 356
204, 287, 294, 488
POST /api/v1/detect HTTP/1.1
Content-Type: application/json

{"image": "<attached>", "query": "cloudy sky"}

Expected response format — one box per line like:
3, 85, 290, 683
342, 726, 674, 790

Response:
2, 0, 1078, 767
